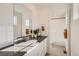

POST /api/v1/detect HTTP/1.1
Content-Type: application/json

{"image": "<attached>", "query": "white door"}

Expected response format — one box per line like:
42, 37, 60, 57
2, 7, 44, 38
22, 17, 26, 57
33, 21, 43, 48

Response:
49, 19, 65, 46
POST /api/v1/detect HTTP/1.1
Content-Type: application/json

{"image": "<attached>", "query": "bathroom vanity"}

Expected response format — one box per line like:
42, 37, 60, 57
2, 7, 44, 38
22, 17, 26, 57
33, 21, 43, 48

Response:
24, 36, 47, 56
0, 36, 47, 56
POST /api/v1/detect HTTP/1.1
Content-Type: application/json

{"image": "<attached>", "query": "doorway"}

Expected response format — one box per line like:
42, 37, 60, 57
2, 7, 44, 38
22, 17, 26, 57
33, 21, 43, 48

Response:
48, 17, 67, 56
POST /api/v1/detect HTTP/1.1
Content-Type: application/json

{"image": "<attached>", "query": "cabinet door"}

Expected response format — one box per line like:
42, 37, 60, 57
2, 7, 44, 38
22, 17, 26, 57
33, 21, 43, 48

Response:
38, 41, 44, 56
24, 44, 39, 56
38, 38, 47, 56
43, 38, 47, 55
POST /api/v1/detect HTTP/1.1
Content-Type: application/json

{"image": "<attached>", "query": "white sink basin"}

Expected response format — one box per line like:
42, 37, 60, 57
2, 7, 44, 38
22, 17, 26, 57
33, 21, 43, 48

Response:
1, 40, 38, 52
20, 43, 39, 52
15, 40, 37, 47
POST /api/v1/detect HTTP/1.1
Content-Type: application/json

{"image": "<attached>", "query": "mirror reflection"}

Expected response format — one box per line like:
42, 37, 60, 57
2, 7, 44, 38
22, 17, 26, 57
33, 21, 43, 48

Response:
14, 4, 32, 42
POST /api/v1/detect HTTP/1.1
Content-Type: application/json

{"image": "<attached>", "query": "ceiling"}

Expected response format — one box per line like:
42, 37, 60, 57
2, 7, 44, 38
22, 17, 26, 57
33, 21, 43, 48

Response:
22, 3, 69, 17
33, 3, 69, 17
33, 3, 69, 8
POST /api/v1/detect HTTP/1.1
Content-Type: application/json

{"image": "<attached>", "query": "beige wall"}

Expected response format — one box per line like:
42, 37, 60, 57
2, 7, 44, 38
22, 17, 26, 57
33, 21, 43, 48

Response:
71, 4, 79, 55
37, 4, 69, 35
0, 4, 13, 48
71, 19, 79, 55
73, 4, 79, 20
38, 6, 49, 36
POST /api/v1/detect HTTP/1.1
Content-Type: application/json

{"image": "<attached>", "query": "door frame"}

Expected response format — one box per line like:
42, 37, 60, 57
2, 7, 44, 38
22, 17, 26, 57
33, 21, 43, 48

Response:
48, 4, 72, 56
48, 16, 68, 55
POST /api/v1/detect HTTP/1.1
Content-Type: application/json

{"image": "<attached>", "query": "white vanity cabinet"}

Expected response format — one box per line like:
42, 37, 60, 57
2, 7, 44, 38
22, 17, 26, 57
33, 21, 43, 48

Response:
24, 38, 47, 56
38, 40, 44, 56
43, 38, 47, 55
24, 44, 40, 56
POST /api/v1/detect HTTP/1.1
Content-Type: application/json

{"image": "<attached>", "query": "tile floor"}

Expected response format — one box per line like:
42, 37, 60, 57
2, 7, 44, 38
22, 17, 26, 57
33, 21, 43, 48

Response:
46, 43, 67, 56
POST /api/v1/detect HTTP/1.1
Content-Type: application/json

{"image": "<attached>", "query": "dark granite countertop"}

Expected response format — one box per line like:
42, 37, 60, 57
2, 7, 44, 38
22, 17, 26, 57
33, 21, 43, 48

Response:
32, 36, 47, 42
0, 51, 26, 56
15, 36, 47, 44
0, 36, 47, 56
